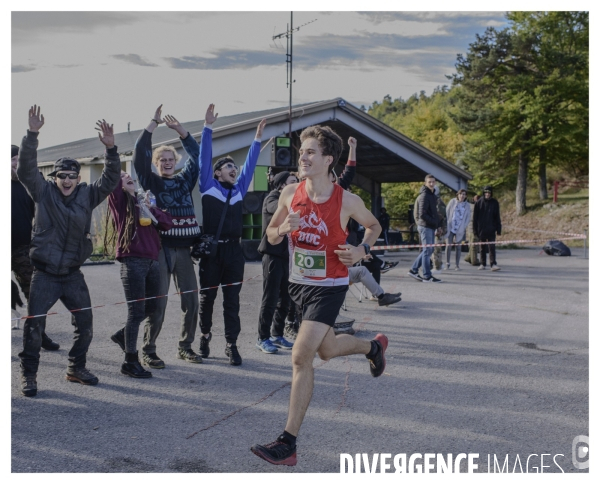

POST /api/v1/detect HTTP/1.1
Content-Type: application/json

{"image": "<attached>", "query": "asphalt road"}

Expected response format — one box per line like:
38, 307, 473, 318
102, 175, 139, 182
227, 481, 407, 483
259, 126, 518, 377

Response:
11, 248, 589, 473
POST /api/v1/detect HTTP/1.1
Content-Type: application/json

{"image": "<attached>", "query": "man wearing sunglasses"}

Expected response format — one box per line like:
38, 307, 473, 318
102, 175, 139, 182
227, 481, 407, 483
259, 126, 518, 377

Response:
197, 104, 267, 366
16, 106, 121, 397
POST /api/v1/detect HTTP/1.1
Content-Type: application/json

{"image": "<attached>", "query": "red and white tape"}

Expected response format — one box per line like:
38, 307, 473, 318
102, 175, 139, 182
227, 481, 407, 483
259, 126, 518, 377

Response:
11, 274, 263, 322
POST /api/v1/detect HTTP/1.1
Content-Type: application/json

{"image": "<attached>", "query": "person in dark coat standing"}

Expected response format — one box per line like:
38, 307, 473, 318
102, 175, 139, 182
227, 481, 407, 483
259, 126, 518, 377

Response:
378, 207, 390, 245
11, 144, 60, 349
255, 171, 299, 354
407, 174, 442, 282
473, 185, 502, 271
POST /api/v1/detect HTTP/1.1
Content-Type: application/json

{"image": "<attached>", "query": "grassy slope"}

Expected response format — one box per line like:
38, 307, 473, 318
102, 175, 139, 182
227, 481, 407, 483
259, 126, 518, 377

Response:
497, 187, 589, 248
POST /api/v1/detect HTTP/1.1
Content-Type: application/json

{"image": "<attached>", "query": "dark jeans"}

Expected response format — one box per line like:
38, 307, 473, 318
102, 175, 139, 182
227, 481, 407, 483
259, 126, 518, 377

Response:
144, 246, 199, 354
119, 257, 160, 354
361, 254, 382, 284
480, 233, 497, 266
257, 254, 290, 340
12, 245, 55, 345
199, 242, 245, 344
19, 269, 93, 376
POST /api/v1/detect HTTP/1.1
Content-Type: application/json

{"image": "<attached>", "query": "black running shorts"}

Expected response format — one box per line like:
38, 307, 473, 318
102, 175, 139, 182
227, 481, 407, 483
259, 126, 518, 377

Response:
288, 283, 348, 327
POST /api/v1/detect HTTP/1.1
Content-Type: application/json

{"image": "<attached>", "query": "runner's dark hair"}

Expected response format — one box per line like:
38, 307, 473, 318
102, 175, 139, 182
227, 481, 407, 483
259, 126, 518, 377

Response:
300, 125, 343, 174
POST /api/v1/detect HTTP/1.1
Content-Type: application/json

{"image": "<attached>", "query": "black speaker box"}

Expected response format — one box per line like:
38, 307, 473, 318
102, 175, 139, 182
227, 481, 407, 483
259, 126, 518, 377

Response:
242, 191, 267, 214
271, 137, 293, 166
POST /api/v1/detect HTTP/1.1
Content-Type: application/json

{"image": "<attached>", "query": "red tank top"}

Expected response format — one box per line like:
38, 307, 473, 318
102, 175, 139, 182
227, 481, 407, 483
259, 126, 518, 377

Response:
288, 181, 349, 286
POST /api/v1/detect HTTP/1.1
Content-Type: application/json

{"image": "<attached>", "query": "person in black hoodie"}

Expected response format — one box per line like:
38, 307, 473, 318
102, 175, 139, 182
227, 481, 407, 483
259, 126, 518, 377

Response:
473, 185, 502, 271
255, 171, 299, 354
407, 174, 442, 282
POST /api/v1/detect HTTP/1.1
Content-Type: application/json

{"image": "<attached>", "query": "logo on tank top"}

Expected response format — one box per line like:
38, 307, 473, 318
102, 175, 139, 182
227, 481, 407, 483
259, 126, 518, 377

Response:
297, 211, 328, 246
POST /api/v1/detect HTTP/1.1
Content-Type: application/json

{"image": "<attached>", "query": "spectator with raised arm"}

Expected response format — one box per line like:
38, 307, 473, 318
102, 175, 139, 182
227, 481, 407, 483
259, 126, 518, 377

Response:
197, 104, 267, 366
17, 106, 120, 397
133, 105, 203, 368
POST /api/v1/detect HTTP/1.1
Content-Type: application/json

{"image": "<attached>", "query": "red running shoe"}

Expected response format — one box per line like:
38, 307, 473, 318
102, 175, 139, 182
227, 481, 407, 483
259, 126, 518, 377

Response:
251, 436, 297, 466
368, 333, 388, 377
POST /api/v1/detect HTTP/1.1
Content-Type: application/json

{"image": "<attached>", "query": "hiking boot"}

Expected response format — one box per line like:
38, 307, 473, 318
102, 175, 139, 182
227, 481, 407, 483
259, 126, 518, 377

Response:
176, 347, 203, 364
225, 343, 242, 366
422, 276, 442, 283
407, 269, 423, 281
110, 328, 125, 352
41, 334, 60, 351
256, 338, 278, 354
378, 293, 401, 307
142, 352, 165, 369
199, 332, 212, 358
478, 265, 486, 270
284, 323, 298, 340
121, 352, 152, 378
66, 367, 99, 385
367, 333, 388, 378
270, 336, 294, 349
491, 264, 501, 271
21, 374, 37, 397
251, 435, 297, 466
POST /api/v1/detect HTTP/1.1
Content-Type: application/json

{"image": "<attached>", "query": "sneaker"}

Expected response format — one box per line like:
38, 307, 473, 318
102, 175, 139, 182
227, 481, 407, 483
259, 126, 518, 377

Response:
455, 266, 461, 271
284, 323, 298, 340
478, 265, 486, 270
367, 333, 388, 377
66, 367, 99, 385
21, 374, 37, 397
199, 332, 212, 358
110, 328, 125, 352
41, 335, 60, 351
256, 338, 278, 354
378, 293, 401, 307
176, 347, 203, 364
270, 336, 294, 349
381, 261, 399, 274
407, 269, 423, 281
369, 295, 379, 301
422, 276, 442, 283
142, 352, 165, 369
445, 263, 450, 270
251, 436, 297, 466
491, 265, 501, 271
225, 344, 242, 366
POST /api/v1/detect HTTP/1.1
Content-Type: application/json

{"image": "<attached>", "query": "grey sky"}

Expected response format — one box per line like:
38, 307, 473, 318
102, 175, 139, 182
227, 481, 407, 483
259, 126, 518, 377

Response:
11, 10, 510, 148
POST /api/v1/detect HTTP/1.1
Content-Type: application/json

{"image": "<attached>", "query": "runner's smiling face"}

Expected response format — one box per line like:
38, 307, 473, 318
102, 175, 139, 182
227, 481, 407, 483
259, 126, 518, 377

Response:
298, 138, 332, 179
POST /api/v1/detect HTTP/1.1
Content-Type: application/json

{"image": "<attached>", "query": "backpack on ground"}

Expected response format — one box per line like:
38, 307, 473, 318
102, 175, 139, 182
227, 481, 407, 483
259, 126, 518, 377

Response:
542, 240, 571, 257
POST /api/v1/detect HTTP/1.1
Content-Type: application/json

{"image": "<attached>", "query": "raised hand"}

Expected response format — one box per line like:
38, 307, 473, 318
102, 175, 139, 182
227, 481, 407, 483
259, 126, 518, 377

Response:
205, 104, 218, 125
255, 118, 267, 139
164, 114, 187, 138
153, 105, 164, 124
95, 119, 115, 149
348, 137, 357, 149
28, 105, 45, 132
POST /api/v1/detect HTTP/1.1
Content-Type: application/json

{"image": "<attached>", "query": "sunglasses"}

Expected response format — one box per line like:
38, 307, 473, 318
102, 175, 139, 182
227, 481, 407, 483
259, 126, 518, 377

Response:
221, 163, 238, 171
56, 173, 79, 180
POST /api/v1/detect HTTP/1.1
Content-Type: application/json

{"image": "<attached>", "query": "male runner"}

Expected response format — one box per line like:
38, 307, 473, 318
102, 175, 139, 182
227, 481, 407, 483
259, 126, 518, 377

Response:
250, 125, 388, 466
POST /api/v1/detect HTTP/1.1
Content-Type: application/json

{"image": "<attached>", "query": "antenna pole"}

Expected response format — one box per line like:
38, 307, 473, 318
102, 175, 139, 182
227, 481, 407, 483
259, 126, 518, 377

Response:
288, 12, 293, 137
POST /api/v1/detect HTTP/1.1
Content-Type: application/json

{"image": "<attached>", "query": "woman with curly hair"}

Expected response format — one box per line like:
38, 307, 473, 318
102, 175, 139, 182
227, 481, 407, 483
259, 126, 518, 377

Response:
105, 171, 173, 378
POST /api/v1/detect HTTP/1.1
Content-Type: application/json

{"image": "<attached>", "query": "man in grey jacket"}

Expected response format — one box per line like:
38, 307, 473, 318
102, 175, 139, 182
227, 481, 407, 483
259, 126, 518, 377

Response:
17, 105, 121, 397
408, 174, 442, 282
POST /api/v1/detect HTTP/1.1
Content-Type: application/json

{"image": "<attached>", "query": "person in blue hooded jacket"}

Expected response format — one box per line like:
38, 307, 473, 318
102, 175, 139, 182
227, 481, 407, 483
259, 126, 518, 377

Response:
197, 103, 267, 366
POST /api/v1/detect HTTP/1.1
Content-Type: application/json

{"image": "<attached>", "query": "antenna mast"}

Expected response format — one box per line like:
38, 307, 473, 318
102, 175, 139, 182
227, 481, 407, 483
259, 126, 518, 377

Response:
272, 13, 317, 137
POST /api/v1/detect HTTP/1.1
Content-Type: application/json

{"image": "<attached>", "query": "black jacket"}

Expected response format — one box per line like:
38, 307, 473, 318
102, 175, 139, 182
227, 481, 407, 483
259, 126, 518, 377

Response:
473, 197, 502, 237
257, 189, 288, 258
414, 185, 439, 230
17, 130, 121, 275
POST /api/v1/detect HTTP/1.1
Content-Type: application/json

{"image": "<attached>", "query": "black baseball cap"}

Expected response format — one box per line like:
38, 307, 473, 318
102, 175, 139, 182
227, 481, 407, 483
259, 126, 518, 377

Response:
48, 157, 81, 177
273, 171, 291, 189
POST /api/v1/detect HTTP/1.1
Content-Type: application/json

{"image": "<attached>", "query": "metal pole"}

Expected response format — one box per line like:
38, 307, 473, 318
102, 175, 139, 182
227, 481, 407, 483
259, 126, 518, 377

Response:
584, 229, 587, 259
288, 11, 293, 137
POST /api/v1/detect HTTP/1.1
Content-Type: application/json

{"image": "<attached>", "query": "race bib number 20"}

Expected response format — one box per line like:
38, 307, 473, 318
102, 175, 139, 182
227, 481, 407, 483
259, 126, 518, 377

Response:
292, 247, 326, 278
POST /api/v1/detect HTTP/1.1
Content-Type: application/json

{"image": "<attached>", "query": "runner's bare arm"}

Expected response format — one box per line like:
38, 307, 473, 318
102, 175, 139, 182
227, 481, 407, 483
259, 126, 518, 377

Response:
266, 184, 299, 245
335, 191, 382, 266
